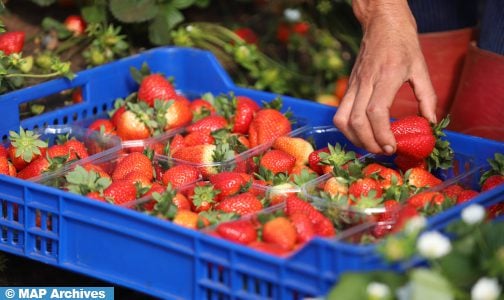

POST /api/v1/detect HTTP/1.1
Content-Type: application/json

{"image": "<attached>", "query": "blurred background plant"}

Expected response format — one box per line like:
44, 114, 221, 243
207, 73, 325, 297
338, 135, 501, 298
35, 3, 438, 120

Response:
1, 0, 362, 105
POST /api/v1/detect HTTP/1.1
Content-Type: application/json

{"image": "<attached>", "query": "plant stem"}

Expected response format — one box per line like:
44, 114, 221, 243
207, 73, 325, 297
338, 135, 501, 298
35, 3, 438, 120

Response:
5, 71, 62, 78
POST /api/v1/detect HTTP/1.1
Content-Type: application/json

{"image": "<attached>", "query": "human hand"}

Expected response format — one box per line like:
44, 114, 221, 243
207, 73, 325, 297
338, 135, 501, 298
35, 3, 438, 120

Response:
333, 0, 437, 155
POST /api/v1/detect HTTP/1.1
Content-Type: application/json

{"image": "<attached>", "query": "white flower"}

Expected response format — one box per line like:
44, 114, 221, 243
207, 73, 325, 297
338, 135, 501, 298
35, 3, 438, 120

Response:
417, 231, 452, 259
404, 216, 427, 234
471, 277, 502, 300
367, 282, 390, 300
284, 8, 301, 22
462, 204, 486, 225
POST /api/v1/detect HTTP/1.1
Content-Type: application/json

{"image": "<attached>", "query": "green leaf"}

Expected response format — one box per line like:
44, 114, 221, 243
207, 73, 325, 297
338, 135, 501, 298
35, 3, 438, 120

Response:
30, 0, 57, 6
148, 7, 184, 45
109, 0, 158, 23
327, 273, 370, 300
81, 5, 108, 24
438, 249, 479, 289
172, 0, 196, 9
41, 17, 72, 39
409, 268, 454, 300
194, 0, 210, 7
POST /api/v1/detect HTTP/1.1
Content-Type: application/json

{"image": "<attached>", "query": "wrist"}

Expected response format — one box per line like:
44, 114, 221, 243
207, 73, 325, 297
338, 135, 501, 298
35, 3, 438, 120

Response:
352, 0, 416, 31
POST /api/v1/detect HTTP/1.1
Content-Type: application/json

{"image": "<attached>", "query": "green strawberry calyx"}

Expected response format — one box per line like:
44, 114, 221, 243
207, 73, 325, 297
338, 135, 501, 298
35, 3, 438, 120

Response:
9, 127, 48, 162
427, 116, 454, 171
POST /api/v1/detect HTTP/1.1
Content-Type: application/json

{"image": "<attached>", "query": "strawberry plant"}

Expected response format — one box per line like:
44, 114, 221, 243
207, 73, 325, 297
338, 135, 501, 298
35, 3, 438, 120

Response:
0, 20, 74, 94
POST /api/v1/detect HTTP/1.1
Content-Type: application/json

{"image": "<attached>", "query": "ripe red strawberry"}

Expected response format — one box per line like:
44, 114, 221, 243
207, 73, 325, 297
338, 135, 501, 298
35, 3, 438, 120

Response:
406, 167, 442, 188
480, 153, 504, 192
171, 144, 220, 177
487, 203, 504, 219
138, 74, 177, 107
234, 27, 258, 45
209, 172, 249, 199
285, 194, 335, 237
308, 147, 330, 175
172, 192, 191, 210
456, 190, 479, 204
88, 119, 116, 135
441, 184, 464, 200
65, 139, 89, 159
110, 106, 126, 128
377, 168, 404, 189
0, 156, 9, 175
187, 183, 218, 212
259, 150, 296, 174
276, 23, 291, 43
348, 178, 383, 199
216, 220, 257, 245
46, 144, 71, 158
390, 204, 419, 233
8, 128, 48, 171
183, 131, 214, 146
288, 212, 315, 244
262, 216, 297, 251
142, 182, 166, 211
82, 163, 111, 179
123, 171, 152, 188
248, 241, 288, 256
186, 115, 228, 134
71, 87, 83, 104
168, 134, 186, 155
312, 215, 336, 237
115, 110, 151, 141
394, 155, 427, 173
112, 152, 153, 182
64, 15, 86, 35
482, 175, 504, 192
363, 163, 403, 189
16, 157, 50, 179
0, 32, 25, 55
189, 98, 216, 116
215, 192, 263, 215
407, 191, 445, 209
171, 144, 216, 165
0, 145, 7, 157
394, 133, 435, 160
233, 96, 260, 134
292, 22, 310, 35
103, 180, 137, 206
161, 99, 193, 130
86, 191, 106, 202
272, 136, 314, 166
391, 116, 452, 169
248, 109, 292, 148
162, 164, 201, 189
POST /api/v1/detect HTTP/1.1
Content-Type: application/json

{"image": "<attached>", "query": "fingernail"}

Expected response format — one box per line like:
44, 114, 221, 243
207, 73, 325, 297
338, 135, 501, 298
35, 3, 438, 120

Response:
383, 145, 394, 155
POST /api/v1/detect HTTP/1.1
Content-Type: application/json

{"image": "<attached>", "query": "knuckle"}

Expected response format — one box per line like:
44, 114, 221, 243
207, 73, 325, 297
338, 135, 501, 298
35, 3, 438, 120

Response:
333, 114, 347, 129
349, 114, 366, 129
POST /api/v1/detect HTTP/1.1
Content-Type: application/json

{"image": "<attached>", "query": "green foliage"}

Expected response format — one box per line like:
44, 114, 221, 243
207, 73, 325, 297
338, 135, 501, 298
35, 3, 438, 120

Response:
328, 209, 504, 300
30, 0, 57, 6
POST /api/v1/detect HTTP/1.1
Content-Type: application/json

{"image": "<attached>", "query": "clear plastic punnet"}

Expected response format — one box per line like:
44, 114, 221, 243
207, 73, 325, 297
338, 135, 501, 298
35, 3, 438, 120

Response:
3, 125, 122, 181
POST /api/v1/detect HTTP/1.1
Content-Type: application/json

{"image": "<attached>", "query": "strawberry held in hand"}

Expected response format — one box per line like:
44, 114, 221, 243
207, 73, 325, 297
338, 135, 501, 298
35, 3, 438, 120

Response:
391, 115, 453, 170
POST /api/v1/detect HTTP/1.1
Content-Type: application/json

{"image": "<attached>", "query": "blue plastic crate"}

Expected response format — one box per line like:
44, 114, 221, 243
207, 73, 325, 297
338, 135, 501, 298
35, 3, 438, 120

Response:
0, 46, 502, 299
